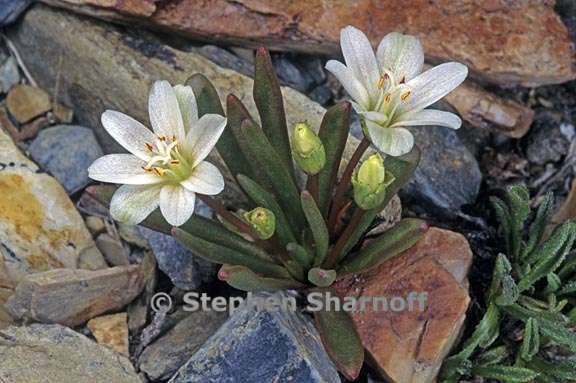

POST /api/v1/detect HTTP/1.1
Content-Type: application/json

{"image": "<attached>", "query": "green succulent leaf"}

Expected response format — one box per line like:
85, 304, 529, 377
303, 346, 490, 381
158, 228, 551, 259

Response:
490, 196, 513, 255
519, 318, 539, 361
506, 184, 531, 260
476, 345, 509, 366
472, 365, 538, 383
286, 242, 314, 269
253, 47, 294, 180
340, 147, 421, 257
300, 191, 330, 266
531, 356, 576, 381
218, 264, 304, 292
494, 274, 520, 306
172, 227, 290, 279
524, 192, 554, 256
316, 102, 351, 215
307, 268, 337, 287
313, 295, 364, 381
488, 253, 512, 301
232, 118, 305, 230
338, 218, 428, 276
558, 279, 576, 295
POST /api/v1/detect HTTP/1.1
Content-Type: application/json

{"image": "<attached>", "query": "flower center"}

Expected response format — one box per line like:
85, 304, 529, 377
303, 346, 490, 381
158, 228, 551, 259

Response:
374, 69, 412, 127
142, 135, 192, 180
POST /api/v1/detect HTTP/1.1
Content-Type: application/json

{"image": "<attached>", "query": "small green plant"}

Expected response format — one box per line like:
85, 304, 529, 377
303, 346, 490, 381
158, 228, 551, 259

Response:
441, 185, 576, 383
86, 26, 467, 379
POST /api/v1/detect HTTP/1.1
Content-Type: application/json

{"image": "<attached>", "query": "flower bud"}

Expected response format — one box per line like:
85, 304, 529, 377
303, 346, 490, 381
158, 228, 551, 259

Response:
291, 122, 326, 175
244, 207, 276, 240
352, 153, 395, 210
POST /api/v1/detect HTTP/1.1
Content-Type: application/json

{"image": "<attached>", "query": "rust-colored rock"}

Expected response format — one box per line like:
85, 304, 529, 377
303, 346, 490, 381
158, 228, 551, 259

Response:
87, 313, 130, 356
41, 0, 575, 86
334, 227, 473, 383
6, 84, 51, 123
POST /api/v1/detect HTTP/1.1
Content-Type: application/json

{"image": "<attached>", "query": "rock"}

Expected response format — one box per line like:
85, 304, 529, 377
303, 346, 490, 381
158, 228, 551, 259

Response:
87, 312, 130, 356
401, 126, 482, 218
526, 116, 569, 165
139, 226, 217, 290
28, 125, 104, 194
6, 84, 51, 123
96, 233, 130, 266
0, 286, 14, 329
0, 56, 20, 93
0, 0, 33, 26
272, 55, 314, 92
443, 80, 534, 138
139, 310, 228, 381
308, 85, 332, 106
52, 102, 74, 123
127, 249, 157, 333
169, 292, 340, 383
6, 265, 147, 326
85, 215, 106, 235
334, 227, 473, 383
196, 45, 253, 78
0, 324, 141, 383
0, 128, 105, 286
40, 0, 576, 86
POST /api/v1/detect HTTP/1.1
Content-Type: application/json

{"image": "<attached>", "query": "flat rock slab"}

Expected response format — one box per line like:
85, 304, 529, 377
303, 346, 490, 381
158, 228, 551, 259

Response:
87, 312, 130, 356
41, 0, 576, 86
139, 310, 228, 381
169, 293, 340, 383
6, 265, 147, 326
28, 124, 104, 194
334, 227, 473, 383
6, 84, 51, 123
0, 324, 141, 383
0, 128, 105, 286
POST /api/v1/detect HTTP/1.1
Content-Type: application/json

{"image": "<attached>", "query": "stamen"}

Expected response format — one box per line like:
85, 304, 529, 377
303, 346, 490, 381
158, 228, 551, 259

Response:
171, 135, 177, 142
145, 142, 154, 151
158, 135, 166, 142
399, 76, 406, 84
142, 166, 152, 172
376, 73, 389, 90
400, 91, 411, 102
384, 93, 391, 103
170, 160, 180, 165
152, 167, 165, 176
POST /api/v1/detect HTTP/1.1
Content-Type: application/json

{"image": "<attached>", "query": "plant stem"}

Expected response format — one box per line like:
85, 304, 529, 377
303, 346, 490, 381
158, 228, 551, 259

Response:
306, 173, 320, 205
327, 137, 370, 235
197, 195, 255, 238
323, 207, 365, 269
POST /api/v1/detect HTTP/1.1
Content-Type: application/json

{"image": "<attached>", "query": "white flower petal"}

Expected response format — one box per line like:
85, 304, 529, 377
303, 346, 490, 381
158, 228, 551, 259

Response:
325, 60, 371, 108
401, 62, 468, 113
366, 121, 414, 157
376, 32, 424, 81
340, 26, 381, 101
110, 184, 161, 225
101, 110, 155, 161
88, 154, 162, 185
148, 80, 185, 141
174, 84, 198, 133
159, 184, 196, 226
181, 161, 224, 195
185, 114, 227, 167
392, 109, 462, 130
360, 111, 389, 124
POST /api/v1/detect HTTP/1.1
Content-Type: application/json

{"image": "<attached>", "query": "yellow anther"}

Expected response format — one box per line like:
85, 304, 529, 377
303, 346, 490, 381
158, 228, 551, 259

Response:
152, 167, 165, 176
142, 166, 152, 172
145, 143, 154, 151
384, 93, 391, 103
170, 160, 180, 165
158, 135, 166, 142
171, 135, 177, 142
400, 91, 411, 102
377, 73, 389, 89
399, 76, 406, 84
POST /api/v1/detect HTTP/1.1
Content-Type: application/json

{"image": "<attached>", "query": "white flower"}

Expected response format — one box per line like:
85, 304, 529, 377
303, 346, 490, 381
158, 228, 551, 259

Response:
88, 80, 227, 227
326, 26, 468, 156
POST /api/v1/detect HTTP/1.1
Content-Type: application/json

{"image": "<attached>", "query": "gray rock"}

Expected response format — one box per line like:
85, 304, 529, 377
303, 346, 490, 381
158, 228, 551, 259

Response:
0, 324, 141, 383
401, 126, 482, 218
0, 56, 20, 93
169, 292, 341, 383
28, 125, 104, 194
96, 233, 130, 266
308, 85, 333, 106
0, 0, 32, 26
196, 45, 253, 77
273, 55, 315, 92
139, 310, 228, 381
140, 224, 217, 290
526, 122, 570, 165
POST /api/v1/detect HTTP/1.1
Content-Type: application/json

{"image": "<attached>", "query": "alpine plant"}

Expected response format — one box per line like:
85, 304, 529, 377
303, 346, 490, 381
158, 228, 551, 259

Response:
326, 26, 467, 156
88, 80, 227, 227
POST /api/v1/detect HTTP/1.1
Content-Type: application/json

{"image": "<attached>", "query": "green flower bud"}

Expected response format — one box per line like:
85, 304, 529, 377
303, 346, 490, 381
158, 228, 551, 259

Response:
291, 122, 326, 175
244, 207, 276, 240
352, 153, 395, 210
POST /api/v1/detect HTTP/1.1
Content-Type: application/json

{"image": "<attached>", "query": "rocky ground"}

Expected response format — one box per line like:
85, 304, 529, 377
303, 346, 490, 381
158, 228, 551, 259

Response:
0, 1, 573, 383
